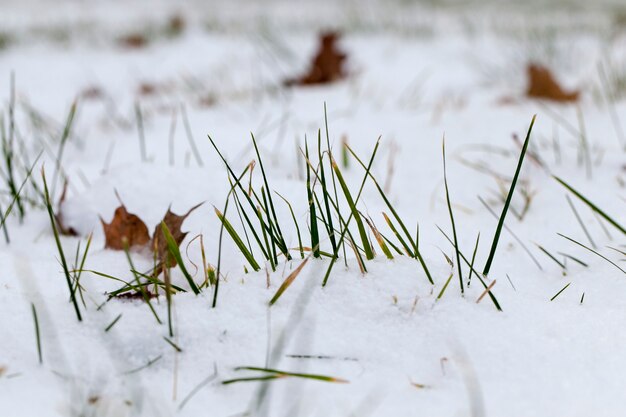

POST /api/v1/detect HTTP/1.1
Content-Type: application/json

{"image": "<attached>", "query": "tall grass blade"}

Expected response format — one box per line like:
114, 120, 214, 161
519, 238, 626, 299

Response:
442, 139, 464, 293
483, 115, 536, 276
554, 176, 626, 236
269, 257, 310, 306
42, 168, 82, 321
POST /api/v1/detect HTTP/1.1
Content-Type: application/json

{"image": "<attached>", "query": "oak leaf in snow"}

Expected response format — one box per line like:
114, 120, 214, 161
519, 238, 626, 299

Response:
285, 32, 347, 86
100, 205, 150, 250
526, 64, 579, 102
151, 202, 203, 268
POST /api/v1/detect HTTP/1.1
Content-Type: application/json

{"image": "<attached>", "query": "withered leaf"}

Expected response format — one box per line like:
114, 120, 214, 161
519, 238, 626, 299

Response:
526, 64, 579, 102
100, 205, 150, 250
151, 202, 203, 268
285, 32, 347, 86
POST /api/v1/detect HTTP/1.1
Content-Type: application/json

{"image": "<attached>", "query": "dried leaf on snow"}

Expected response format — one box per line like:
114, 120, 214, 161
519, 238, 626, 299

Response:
100, 205, 150, 250
285, 32, 348, 86
526, 64, 579, 102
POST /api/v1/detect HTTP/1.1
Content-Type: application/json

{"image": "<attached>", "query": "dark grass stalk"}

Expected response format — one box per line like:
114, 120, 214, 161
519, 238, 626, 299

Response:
229, 176, 269, 261
558, 233, 626, 274
212, 167, 255, 308
478, 196, 542, 271
122, 355, 163, 375
163, 267, 174, 337
260, 187, 278, 266
163, 336, 183, 352
575, 106, 592, 180
467, 233, 480, 287
317, 130, 338, 254
250, 133, 290, 259
0, 149, 41, 231
550, 282, 571, 301
483, 115, 536, 276
381, 232, 404, 255
382, 212, 414, 256
209, 136, 284, 259
31, 303, 42, 364
554, 176, 626, 236
535, 244, 566, 270
598, 62, 626, 150
123, 243, 162, 324
316, 140, 381, 285
161, 222, 201, 294
269, 256, 310, 306
135, 102, 147, 162
345, 143, 433, 284
104, 313, 123, 332
436, 273, 454, 300
275, 191, 304, 258
216, 207, 260, 271
72, 233, 92, 308
305, 140, 320, 258
3, 74, 24, 221
557, 252, 588, 267
364, 216, 393, 259
178, 365, 218, 411
313, 192, 334, 245
222, 375, 282, 385
42, 168, 81, 321
442, 140, 464, 294
323, 103, 345, 261
50, 101, 77, 200
0, 200, 9, 243
223, 366, 348, 385
257, 205, 275, 271
168, 109, 177, 166
180, 104, 204, 167
332, 158, 374, 260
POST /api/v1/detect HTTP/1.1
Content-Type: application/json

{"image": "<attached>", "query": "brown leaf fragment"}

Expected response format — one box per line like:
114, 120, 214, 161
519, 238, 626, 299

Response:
285, 32, 348, 86
100, 205, 150, 250
118, 33, 148, 49
526, 64, 580, 102
112, 290, 155, 301
151, 202, 203, 267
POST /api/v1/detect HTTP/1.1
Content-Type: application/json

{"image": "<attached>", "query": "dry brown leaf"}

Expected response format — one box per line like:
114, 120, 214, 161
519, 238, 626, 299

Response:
100, 205, 150, 250
151, 202, 203, 267
526, 64, 579, 102
285, 32, 347, 86
118, 33, 148, 49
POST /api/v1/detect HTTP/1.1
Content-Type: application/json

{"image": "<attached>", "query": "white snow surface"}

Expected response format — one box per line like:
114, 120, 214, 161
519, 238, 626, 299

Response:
1, 1, 626, 416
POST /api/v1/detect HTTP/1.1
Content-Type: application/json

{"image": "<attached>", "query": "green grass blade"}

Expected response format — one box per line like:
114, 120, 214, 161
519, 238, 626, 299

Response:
331, 159, 374, 260
305, 140, 320, 258
42, 168, 82, 321
215, 207, 260, 271
442, 140, 464, 293
160, 221, 201, 294
554, 176, 626, 236
483, 114, 536, 276
436, 273, 454, 300
269, 257, 310, 306
31, 303, 42, 364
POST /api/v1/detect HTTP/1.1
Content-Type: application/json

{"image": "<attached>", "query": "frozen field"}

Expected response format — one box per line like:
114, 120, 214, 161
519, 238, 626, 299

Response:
1, 1, 626, 416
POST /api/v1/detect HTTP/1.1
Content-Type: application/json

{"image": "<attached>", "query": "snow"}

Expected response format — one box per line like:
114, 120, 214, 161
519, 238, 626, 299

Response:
1, 1, 625, 416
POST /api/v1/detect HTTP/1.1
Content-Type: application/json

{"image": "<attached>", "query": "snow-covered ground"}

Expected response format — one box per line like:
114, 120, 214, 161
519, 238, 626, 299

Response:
1, 1, 626, 416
